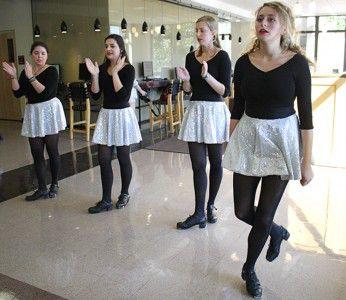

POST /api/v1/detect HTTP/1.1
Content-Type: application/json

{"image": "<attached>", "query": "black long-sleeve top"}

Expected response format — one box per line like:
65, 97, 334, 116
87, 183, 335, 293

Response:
91, 63, 135, 109
185, 50, 232, 101
13, 66, 58, 103
231, 53, 313, 129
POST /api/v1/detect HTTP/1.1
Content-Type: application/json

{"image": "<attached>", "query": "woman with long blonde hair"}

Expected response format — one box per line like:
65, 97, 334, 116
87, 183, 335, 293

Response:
223, 2, 313, 297
176, 15, 232, 229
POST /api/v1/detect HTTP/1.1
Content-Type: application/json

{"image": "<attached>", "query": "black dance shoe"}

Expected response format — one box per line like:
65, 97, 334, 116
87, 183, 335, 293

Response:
207, 204, 218, 223
88, 200, 113, 214
25, 189, 49, 201
177, 214, 207, 229
115, 193, 130, 209
48, 184, 59, 198
241, 266, 262, 298
266, 226, 290, 262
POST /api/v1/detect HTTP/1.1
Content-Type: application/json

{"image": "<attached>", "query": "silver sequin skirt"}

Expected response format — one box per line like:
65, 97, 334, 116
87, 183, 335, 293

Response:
178, 101, 230, 144
21, 97, 67, 138
222, 114, 302, 180
92, 107, 142, 146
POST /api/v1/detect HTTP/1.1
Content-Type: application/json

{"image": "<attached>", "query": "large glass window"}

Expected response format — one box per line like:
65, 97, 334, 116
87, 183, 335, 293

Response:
296, 15, 346, 73
298, 33, 315, 62
296, 17, 316, 31
317, 32, 345, 73
319, 16, 346, 31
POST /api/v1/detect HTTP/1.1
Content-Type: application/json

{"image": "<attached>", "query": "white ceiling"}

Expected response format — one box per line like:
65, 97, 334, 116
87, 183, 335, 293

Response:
190, 0, 346, 19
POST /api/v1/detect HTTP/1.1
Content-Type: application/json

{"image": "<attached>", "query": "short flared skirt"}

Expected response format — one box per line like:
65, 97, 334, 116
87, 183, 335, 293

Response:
222, 114, 302, 180
92, 107, 142, 146
21, 97, 66, 138
178, 101, 230, 144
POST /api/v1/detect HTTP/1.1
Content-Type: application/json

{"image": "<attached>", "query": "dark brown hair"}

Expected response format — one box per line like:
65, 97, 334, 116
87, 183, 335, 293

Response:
104, 34, 130, 67
30, 41, 49, 54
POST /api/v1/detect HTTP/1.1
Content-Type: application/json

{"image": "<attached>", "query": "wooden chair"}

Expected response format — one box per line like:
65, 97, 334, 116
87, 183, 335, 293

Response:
148, 79, 183, 133
68, 82, 96, 141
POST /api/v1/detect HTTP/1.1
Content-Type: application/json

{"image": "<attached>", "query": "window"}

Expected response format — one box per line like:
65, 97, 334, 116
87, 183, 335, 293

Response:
296, 16, 346, 73
317, 32, 345, 73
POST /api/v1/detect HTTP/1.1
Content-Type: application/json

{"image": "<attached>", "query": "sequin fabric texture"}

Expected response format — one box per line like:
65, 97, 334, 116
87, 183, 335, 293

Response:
21, 97, 67, 137
92, 107, 142, 146
178, 101, 230, 144
223, 114, 302, 180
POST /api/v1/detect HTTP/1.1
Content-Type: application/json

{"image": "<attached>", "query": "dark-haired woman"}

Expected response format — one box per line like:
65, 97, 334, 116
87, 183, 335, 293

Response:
85, 34, 142, 214
176, 15, 232, 229
2, 41, 66, 201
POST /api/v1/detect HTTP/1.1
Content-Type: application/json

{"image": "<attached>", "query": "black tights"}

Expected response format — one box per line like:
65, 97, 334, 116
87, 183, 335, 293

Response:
233, 173, 288, 270
98, 144, 132, 202
188, 142, 224, 217
29, 134, 60, 190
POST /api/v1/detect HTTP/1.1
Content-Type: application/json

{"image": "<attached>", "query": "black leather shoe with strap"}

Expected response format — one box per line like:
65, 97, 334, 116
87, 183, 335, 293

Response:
207, 204, 218, 223
177, 214, 207, 229
266, 226, 290, 262
241, 267, 262, 298
115, 193, 130, 209
25, 189, 49, 201
88, 200, 113, 214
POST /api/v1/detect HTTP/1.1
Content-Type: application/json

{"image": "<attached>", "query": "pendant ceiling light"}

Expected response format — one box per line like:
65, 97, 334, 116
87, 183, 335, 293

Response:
34, 25, 40, 38
121, 0, 127, 32
121, 18, 127, 32
60, 21, 67, 34
229, 34, 232, 40
142, 21, 148, 33
32, 1, 40, 38
94, 18, 101, 31
176, 31, 181, 40
160, 25, 166, 36
160, 1, 165, 36
142, 0, 148, 33
190, 45, 194, 52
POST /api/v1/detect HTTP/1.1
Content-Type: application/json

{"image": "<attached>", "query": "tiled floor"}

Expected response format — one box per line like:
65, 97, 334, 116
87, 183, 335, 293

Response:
0, 122, 345, 299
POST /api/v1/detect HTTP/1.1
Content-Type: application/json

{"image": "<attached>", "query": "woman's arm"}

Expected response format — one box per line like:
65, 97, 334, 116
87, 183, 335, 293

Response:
300, 129, 313, 186
202, 51, 231, 97
295, 55, 314, 186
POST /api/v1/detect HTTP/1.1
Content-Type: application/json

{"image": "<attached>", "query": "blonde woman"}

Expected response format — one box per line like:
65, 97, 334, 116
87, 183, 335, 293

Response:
176, 16, 231, 229
223, 2, 313, 297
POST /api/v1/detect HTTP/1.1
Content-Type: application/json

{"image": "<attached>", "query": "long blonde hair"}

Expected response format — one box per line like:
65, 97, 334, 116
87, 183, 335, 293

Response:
248, 1, 313, 64
196, 15, 221, 57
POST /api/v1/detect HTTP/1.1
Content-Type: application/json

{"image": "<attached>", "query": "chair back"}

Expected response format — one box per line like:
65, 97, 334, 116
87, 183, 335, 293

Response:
169, 79, 182, 99
68, 82, 89, 102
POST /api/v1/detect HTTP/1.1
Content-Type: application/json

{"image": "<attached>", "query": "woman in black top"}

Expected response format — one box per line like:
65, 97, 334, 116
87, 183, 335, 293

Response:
85, 34, 142, 214
2, 41, 66, 201
223, 2, 314, 297
176, 16, 232, 229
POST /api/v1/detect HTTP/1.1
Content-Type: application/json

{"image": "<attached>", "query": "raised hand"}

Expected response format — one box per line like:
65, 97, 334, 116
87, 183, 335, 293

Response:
24, 61, 33, 78
113, 56, 126, 74
176, 66, 190, 81
201, 61, 208, 78
2, 62, 17, 78
85, 58, 99, 76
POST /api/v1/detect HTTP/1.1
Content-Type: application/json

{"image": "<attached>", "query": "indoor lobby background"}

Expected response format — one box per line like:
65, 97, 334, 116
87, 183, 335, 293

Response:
0, 0, 345, 299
